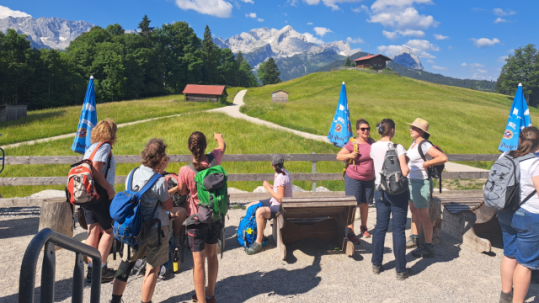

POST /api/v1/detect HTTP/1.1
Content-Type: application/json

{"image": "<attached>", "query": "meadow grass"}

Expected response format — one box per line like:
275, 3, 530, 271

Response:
0, 87, 243, 145
241, 69, 538, 155
1, 112, 343, 198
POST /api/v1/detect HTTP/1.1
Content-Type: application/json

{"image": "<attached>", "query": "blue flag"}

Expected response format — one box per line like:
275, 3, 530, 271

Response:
328, 82, 353, 147
499, 83, 532, 152
72, 76, 97, 154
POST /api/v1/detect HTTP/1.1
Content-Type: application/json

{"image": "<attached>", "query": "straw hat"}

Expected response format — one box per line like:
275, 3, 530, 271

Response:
406, 118, 430, 134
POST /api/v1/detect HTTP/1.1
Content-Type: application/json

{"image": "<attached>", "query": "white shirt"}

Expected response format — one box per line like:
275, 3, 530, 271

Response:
407, 140, 433, 180
370, 141, 407, 186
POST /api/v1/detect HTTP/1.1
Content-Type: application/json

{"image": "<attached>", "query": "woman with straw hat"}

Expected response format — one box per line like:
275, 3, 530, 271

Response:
405, 118, 447, 258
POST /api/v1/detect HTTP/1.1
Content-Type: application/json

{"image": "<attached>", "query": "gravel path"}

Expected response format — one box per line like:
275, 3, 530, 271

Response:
1, 206, 537, 303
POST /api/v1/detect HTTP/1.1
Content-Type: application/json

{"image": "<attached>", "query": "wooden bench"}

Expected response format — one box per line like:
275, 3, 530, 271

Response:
440, 193, 501, 253
271, 196, 357, 260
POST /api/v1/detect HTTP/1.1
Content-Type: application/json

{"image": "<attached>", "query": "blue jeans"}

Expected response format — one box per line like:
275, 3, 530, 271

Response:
371, 187, 409, 273
498, 209, 539, 270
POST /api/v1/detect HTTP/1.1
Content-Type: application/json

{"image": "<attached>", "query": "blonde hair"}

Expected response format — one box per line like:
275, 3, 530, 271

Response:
91, 119, 117, 145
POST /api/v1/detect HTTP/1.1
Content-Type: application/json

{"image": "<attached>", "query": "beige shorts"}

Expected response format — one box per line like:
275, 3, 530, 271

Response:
123, 226, 171, 268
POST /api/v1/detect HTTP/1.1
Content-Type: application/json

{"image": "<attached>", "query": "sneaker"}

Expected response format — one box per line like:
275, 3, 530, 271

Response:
396, 269, 411, 280
406, 235, 419, 248
412, 243, 435, 258
87, 266, 116, 283
372, 265, 382, 275
360, 226, 370, 238
499, 290, 513, 303
158, 265, 175, 281
347, 229, 361, 245
246, 242, 263, 255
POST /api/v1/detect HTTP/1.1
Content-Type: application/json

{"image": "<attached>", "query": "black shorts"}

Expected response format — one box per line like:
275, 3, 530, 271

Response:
81, 199, 113, 230
345, 174, 375, 206
187, 221, 223, 252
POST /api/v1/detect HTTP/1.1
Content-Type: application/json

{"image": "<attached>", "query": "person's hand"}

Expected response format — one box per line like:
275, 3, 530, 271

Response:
107, 187, 116, 200
349, 151, 359, 159
423, 162, 430, 170
214, 133, 223, 141
164, 175, 171, 182
263, 180, 271, 189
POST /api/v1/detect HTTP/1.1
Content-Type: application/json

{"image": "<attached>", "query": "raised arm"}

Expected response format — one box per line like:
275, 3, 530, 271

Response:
214, 132, 226, 154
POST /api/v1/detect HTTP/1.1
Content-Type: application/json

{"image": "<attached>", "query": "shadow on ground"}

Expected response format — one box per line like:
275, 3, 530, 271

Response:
0, 217, 39, 239
0, 278, 73, 303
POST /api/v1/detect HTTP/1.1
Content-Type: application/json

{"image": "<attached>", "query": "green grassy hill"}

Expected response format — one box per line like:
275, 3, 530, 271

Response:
241, 69, 537, 155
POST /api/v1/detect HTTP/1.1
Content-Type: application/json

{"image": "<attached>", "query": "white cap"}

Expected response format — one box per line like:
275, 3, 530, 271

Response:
519, 83, 522, 86
342, 81, 345, 85
90, 75, 94, 80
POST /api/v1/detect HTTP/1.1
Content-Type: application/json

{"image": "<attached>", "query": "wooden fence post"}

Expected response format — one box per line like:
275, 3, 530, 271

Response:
39, 198, 73, 242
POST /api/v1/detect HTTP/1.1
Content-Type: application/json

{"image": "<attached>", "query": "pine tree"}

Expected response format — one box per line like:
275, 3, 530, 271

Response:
202, 25, 218, 84
138, 15, 154, 37
257, 58, 281, 86
345, 56, 351, 67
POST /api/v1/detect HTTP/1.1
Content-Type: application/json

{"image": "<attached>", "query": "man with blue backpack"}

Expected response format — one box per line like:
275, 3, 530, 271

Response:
109, 138, 173, 303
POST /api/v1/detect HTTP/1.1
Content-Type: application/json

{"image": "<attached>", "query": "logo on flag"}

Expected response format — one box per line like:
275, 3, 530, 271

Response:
77, 128, 88, 138
504, 130, 513, 139
335, 124, 342, 132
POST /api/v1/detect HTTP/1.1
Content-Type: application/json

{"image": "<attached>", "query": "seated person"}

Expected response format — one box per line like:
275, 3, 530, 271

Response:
245, 154, 293, 255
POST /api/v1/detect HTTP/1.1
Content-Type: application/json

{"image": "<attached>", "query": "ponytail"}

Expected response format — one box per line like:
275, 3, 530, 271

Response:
274, 163, 286, 175
188, 131, 207, 171
509, 126, 539, 158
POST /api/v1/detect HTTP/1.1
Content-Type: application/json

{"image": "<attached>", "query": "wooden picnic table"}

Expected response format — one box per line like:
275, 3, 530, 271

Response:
272, 196, 357, 260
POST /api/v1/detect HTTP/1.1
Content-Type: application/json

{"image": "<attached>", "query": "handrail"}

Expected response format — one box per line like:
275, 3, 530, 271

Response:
3, 153, 500, 165
19, 228, 102, 303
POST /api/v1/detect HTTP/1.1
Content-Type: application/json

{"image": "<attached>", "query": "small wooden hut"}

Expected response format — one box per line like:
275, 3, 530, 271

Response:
0, 104, 27, 122
272, 90, 289, 102
353, 54, 392, 71
183, 85, 227, 102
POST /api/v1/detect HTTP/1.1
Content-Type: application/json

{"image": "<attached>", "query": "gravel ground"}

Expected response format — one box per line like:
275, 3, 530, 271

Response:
1, 206, 538, 303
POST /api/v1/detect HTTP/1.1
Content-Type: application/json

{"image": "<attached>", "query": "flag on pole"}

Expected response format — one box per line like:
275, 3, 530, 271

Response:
499, 83, 532, 152
72, 76, 97, 154
328, 82, 353, 147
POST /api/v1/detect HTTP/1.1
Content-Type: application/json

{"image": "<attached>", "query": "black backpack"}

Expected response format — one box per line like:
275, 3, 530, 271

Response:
380, 143, 409, 195
418, 140, 445, 193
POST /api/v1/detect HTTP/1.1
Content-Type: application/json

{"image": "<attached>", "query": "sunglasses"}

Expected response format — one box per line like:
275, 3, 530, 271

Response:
359, 127, 371, 132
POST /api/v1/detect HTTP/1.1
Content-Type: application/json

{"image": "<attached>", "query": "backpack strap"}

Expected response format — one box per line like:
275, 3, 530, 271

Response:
127, 168, 139, 192
134, 172, 162, 199
88, 141, 113, 178
417, 140, 430, 162
188, 153, 216, 173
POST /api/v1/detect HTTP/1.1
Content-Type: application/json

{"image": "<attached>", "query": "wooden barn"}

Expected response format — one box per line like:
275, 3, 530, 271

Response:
182, 84, 227, 102
353, 54, 392, 71
272, 90, 289, 102
0, 104, 27, 122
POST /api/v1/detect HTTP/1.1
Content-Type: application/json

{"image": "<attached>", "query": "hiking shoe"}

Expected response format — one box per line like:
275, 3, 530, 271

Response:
191, 294, 216, 303
406, 235, 419, 248
396, 269, 411, 280
360, 226, 370, 238
87, 266, 116, 283
246, 242, 263, 255
158, 265, 175, 281
372, 265, 382, 275
412, 243, 435, 258
499, 290, 513, 303
347, 229, 361, 245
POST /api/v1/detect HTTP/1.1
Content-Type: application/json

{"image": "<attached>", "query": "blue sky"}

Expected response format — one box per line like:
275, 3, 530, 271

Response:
2, 0, 535, 80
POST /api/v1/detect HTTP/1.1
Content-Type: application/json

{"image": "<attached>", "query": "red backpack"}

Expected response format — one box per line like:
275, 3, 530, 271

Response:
66, 141, 112, 205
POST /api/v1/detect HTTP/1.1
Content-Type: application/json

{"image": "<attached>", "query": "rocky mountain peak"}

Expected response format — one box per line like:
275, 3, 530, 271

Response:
392, 46, 424, 71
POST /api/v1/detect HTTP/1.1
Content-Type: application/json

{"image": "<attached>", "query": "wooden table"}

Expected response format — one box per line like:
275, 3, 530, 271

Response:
440, 194, 501, 253
271, 196, 357, 260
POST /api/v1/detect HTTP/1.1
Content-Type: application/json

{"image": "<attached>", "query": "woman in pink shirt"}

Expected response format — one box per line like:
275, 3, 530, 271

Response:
336, 118, 375, 245
245, 154, 293, 255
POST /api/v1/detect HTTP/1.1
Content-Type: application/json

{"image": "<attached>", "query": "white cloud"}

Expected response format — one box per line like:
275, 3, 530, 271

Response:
434, 34, 449, 40
257, 18, 264, 22
405, 39, 439, 51
371, 0, 433, 11
382, 30, 399, 40
471, 37, 500, 48
470, 63, 484, 67
494, 18, 507, 24
369, 7, 438, 30
287, 0, 299, 6
246, 12, 256, 18
241, 0, 254, 3
347, 37, 364, 44
398, 29, 425, 37
461, 63, 467, 66
477, 69, 487, 73
0, 5, 32, 18
176, 0, 233, 18
427, 59, 435, 64
314, 27, 332, 37
303, 0, 365, 11
352, 5, 369, 13
498, 56, 508, 63
432, 65, 447, 70
377, 43, 436, 59
303, 32, 324, 44
493, 8, 516, 17
307, 22, 313, 25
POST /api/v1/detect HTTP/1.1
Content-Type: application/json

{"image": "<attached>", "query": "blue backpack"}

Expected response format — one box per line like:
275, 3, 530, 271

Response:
237, 202, 268, 249
110, 168, 162, 246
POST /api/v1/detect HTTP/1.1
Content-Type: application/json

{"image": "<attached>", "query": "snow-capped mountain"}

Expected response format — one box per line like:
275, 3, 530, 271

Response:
392, 46, 424, 71
0, 16, 94, 49
215, 25, 360, 60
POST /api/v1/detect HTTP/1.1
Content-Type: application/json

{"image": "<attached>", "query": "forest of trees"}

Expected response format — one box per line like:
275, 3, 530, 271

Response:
496, 44, 539, 106
0, 16, 259, 110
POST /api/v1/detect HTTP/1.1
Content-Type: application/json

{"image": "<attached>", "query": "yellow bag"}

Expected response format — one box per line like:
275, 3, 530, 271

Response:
342, 137, 358, 180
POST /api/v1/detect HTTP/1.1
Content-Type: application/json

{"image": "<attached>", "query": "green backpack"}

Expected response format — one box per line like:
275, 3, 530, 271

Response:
188, 156, 229, 223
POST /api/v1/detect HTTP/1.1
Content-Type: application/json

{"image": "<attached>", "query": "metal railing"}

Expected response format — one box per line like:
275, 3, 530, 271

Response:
19, 228, 102, 303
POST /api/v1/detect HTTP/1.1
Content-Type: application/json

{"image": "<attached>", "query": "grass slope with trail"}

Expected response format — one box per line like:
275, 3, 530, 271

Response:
0, 87, 244, 145
2, 112, 342, 198
241, 69, 536, 157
